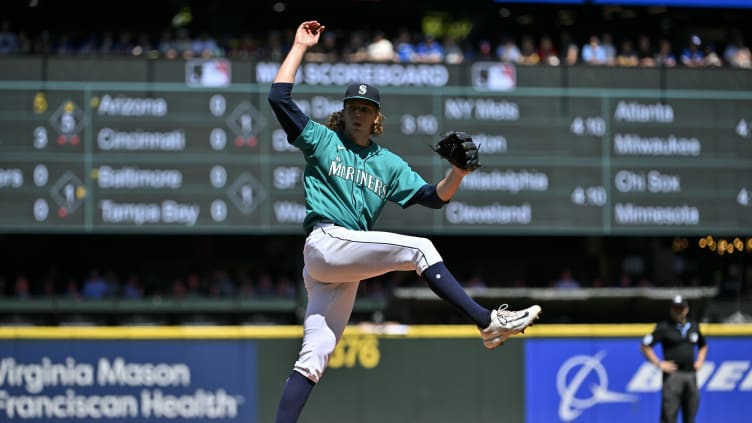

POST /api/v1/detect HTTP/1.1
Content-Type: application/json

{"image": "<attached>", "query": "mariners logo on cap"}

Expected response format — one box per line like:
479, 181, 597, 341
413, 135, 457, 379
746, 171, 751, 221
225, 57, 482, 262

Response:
344, 83, 380, 107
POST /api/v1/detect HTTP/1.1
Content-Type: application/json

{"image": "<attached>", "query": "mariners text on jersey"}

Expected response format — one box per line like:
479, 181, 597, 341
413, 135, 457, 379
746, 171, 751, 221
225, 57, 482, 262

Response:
328, 161, 387, 199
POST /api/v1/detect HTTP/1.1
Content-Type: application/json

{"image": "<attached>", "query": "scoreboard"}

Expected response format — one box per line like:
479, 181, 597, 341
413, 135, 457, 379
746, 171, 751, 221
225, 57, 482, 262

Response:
0, 80, 751, 235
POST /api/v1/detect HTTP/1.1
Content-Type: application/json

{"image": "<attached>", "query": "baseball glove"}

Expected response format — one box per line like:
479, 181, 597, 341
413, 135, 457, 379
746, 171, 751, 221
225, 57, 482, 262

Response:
432, 131, 481, 171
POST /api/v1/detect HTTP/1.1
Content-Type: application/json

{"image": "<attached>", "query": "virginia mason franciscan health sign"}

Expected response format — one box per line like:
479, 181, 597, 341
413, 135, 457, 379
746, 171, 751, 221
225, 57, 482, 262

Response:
0, 340, 257, 421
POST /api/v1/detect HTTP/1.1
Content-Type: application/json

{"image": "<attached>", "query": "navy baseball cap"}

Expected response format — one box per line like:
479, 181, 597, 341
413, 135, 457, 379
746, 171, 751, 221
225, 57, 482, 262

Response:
343, 83, 380, 108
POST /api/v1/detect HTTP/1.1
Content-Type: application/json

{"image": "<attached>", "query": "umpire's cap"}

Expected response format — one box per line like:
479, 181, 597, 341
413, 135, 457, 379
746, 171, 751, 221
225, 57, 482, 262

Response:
344, 83, 380, 108
671, 295, 689, 307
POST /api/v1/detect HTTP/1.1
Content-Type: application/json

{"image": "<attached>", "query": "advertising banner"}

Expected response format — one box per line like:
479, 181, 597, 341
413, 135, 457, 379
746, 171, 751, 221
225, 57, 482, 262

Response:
0, 340, 257, 422
525, 338, 751, 423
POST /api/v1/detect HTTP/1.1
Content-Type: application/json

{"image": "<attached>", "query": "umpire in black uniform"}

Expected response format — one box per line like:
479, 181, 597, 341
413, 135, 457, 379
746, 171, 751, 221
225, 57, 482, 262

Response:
641, 295, 708, 423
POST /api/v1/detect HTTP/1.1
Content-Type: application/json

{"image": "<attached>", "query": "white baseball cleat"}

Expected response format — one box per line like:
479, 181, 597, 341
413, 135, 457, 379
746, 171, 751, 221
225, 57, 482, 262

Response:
479, 304, 542, 349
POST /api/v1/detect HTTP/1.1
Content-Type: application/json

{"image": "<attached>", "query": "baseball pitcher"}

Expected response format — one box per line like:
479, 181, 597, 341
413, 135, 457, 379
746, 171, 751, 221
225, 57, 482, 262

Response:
267, 20, 542, 423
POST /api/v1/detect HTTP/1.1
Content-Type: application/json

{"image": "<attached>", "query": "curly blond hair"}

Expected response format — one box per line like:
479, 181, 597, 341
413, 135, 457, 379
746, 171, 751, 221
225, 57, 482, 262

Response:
325, 110, 385, 136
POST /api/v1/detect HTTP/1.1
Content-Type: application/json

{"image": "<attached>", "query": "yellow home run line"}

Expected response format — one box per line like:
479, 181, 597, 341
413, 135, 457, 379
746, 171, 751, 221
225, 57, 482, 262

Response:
1, 324, 751, 339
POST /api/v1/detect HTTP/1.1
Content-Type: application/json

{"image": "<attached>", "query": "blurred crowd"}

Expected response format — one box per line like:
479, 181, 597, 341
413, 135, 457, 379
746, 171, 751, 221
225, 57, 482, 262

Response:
2, 259, 746, 303
0, 18, 750, 69
2, 268, 300, 302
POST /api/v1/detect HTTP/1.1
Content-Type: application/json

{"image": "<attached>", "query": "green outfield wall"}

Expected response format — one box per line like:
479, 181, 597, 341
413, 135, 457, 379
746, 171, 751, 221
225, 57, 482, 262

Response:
1, 324, 751, 422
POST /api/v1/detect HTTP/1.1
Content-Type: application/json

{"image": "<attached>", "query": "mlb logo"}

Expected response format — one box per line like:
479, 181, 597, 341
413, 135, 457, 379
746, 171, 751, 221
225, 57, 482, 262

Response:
471, 62, 516, 91
186, 58, 231, 87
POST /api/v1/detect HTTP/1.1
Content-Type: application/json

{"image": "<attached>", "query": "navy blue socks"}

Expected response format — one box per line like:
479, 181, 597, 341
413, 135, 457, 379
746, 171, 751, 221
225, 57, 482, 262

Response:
422, 262, 491, 328
275, 370, 315, 423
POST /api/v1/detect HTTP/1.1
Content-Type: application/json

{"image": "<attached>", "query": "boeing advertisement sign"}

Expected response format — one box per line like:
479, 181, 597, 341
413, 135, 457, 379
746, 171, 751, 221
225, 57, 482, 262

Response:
525, 338, 751, 423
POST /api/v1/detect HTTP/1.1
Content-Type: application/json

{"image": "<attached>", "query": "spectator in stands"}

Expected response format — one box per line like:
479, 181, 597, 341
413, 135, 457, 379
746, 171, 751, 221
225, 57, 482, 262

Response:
14, 275, 31, 299
342, 29, 369, 62
63, 278, 80, 299
112, 31, 135, 55
174, 28, 194, 59
496, 36, 522, 64
590, 277, 606, 288
366, 30, 395, 62
730, 46, 752, 69
637, 35, 656, 67
231, 33, 260, 60
582, 34, 607, 65
616, 272, 633, 288
537, 35, 559, 66
564, 43, 579, 65
238, 274, 255, 298
55, 34, 76, 56
210, 269, 235, 297
511, 278, 528, 288
601, 32, 617, 65
255, 272, 275, 298
703, 43, 723, 67
41, 275, 56, 297
318, 31, 340, 62
616, 38, 639, 67
263, 30, 288, 62
655, 39, 677, 67
519, 35, 540, 65
103, 270, 121, 297
717, 264, 743, 299
560, 31, 579, 65
99, 32, 115, 55
723, 31, 743, 63
170, 278, 187, 298
192, 31, 221, 58
723, 31, 752, 68
276, 275, 296, 298
680, 35, 705, 67
442, 34, 464, 64
496, 37, 522, 65
121, 273, 143, 299
464, 274, 488, 290
304, 30, 339, 62
636, 276, 655, 288
15, 31, 31, 55
414, 33, 444, 63
393, 29, 416, 63
82, 269, 109, 299
474, 39, 495, 62
77, 33, 99, 56
0, 20, 19, 55
158, 29, 179, 59
32, 30, 52, 55
185, 272, 205, 298
554, 267, 581, 289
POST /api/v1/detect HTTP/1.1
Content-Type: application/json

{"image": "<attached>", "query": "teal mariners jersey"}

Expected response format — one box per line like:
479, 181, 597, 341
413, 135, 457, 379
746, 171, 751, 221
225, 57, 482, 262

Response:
293, 119, 427, 233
